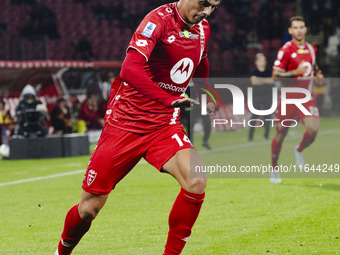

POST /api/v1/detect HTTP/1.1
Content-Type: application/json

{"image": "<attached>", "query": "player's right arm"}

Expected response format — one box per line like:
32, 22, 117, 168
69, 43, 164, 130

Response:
120, 11, 184, 108
273, 62, 308, 78
272, 48, 308, 78
120, 50, 183, 108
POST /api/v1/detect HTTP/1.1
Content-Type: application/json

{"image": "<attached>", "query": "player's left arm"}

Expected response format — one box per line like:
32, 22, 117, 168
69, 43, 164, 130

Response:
312, 43, 326, 87
312, 45, 324, 78
192, 57, 218, 115
314, 63, 324, 77
191, 20, 217, 114
313, 63, 326, 87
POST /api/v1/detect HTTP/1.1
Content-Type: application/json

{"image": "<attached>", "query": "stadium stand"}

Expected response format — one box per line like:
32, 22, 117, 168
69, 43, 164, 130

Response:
0, 0, 339, 77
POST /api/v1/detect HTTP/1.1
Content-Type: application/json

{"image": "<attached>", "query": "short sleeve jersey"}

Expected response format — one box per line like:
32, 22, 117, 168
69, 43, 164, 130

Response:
106, 2, 210, 133
273, 40, 317, 91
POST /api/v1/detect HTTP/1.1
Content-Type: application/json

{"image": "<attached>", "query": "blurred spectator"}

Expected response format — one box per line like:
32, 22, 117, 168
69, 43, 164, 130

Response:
78, 94, 104, 130
71, 99, 82, 132
71, 99, 82, 120
102, 72, 116, 98
14, 84, 48, 138
0, 0, 338, 81
248, 53, 274, 141
74, 34, 94, 61
0, 99, 14, 145
50, 98, 73, 135
180, 86, 212, 150
21, 0, 60, 39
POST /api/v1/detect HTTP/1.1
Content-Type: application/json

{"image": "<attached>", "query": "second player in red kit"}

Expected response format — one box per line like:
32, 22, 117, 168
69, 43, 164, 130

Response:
270, 16, 324, 183
55, 0, 220, 254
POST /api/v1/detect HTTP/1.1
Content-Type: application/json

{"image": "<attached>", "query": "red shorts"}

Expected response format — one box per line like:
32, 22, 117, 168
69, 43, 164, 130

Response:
275, 98, 320, 132
82, 123, 193, 195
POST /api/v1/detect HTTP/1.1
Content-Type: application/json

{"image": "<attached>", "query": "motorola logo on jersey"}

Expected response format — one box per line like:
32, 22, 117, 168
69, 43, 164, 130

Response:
158, 82, 186, 93
170, 58, 194, 84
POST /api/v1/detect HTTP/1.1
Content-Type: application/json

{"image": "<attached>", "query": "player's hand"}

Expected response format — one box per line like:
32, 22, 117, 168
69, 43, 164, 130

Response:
315, 70, 324, 79
314, 70, 326, 86
171, 97, 199, 108
296, 61, 309, 76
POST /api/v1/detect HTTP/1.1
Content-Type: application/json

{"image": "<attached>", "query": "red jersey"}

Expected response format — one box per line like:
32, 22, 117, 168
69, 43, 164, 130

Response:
273, 40, 317, 91
106, 2, 210, 133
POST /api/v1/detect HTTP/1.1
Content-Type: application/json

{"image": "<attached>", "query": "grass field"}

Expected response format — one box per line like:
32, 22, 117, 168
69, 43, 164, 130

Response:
0, 117, 339, 254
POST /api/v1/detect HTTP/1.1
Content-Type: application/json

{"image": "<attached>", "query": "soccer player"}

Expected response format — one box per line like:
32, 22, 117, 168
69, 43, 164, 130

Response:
55, 0, 220, 254
271, 16, 324, 183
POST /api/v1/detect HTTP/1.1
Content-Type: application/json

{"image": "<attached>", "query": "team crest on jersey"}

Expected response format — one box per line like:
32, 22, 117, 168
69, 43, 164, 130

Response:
179, 30, 199, 39
87, 170, 97, 186
142, 22, 156, 38
170, 58, 194, 84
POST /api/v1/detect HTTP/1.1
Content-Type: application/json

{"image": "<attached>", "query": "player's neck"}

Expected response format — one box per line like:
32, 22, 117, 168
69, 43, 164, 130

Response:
292, 38, 305, 47
177, 2, 195, 28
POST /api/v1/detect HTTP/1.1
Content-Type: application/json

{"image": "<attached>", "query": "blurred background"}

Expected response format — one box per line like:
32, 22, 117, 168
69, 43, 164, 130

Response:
0, 0, 339, 145
0, 0, 339, 75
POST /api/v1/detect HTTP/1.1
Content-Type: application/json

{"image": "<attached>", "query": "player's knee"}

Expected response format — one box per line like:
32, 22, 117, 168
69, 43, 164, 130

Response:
186, 177, 207, 194
307, 128, 318, 136
78, 203, 101, 221
306, 124, 319, 136
274, 132, 286, 143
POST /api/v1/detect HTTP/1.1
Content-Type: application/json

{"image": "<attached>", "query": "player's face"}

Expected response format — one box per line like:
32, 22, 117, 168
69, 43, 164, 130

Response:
181, 0, 220, 24
289, 21, 307, 42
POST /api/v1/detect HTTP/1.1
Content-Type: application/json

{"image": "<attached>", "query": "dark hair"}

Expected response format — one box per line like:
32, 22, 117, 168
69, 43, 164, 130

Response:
57, 98, 66, 104
289, 16, 305, 27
